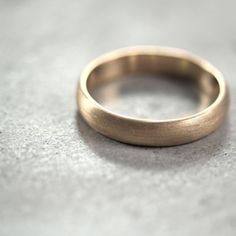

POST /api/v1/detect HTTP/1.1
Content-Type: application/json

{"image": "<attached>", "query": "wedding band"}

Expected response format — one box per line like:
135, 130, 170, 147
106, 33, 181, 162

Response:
77, 46, 229, 146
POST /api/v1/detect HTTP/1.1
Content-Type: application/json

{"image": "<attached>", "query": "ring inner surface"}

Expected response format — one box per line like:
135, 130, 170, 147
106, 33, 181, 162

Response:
87, 54, 219, 118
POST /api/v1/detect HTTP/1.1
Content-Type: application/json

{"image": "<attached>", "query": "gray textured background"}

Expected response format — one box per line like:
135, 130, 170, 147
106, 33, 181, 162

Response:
0, 0, 236, 235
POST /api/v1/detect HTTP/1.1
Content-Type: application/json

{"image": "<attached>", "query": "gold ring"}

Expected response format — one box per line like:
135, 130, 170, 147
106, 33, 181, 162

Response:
77, 46, 229, 146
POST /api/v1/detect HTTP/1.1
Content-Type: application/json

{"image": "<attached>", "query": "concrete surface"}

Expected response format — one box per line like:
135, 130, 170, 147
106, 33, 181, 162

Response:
0, 0, 236, 235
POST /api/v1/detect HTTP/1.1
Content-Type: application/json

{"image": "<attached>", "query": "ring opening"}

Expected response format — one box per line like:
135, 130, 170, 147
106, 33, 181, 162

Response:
86, 54, 219, 119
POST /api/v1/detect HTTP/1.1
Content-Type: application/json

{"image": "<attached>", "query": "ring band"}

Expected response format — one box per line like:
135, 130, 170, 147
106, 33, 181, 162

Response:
77, 46, 229, 146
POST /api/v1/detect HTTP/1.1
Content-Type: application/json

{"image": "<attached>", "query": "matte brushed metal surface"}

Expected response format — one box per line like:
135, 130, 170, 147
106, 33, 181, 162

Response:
78, 47, 229, 146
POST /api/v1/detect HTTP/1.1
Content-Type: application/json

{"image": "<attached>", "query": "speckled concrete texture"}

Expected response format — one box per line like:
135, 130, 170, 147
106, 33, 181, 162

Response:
0, 0, 236, 235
